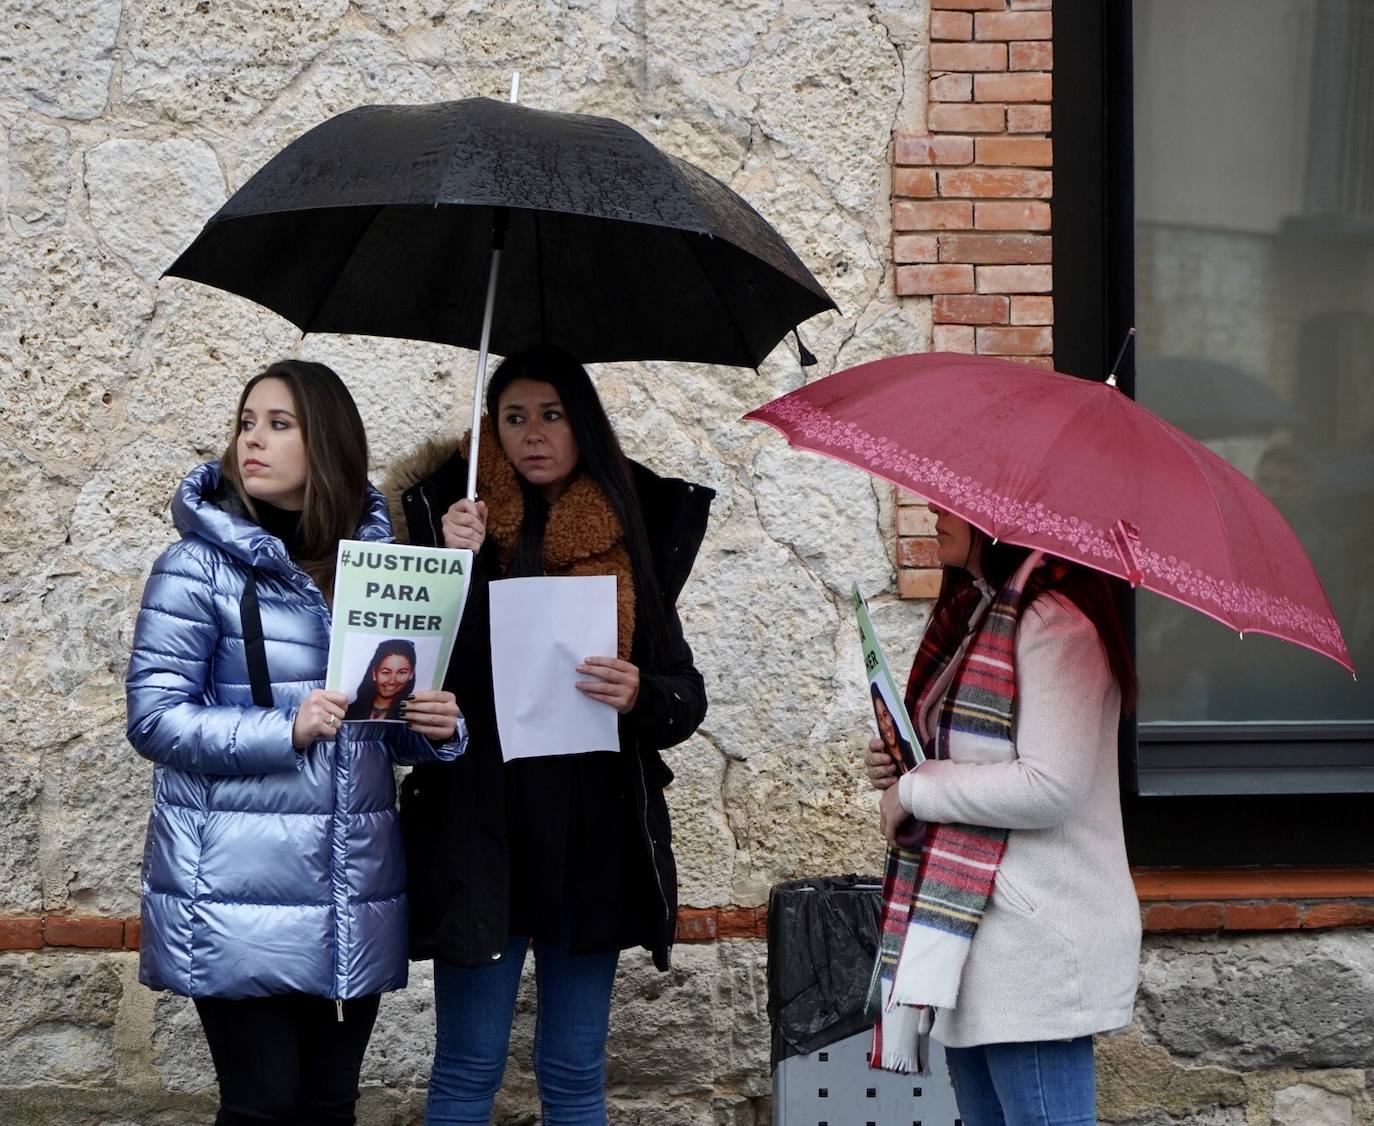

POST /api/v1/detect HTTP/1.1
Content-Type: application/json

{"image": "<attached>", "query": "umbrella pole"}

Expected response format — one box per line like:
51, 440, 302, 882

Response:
465, 211, 508, 501
465, 73, 522, 502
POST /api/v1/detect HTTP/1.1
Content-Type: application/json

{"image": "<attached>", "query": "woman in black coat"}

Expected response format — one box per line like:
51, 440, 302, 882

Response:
385, 347, 711, 1124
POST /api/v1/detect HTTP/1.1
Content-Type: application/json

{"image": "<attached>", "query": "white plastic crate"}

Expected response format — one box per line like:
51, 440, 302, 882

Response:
772, 1029, 963, 1126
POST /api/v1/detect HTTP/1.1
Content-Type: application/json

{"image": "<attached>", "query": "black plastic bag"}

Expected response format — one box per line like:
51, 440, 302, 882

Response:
766, 874, 885, 1067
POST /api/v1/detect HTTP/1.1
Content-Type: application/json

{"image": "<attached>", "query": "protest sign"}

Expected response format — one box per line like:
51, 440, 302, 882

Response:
326, 541, 472, 722
489, 575, 620, 761
852, 581, 923, 772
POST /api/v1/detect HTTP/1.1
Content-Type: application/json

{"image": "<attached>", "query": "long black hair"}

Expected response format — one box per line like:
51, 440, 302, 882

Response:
937, 530, 1137, 713
486, 347, 669, 663
345, 638, 418, 720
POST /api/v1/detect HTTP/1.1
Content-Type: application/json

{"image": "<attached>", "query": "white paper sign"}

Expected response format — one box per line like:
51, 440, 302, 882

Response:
489, 575, 620, 761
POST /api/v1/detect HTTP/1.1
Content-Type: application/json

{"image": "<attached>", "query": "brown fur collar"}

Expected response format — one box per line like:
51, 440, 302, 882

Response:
385, 421, 636, 660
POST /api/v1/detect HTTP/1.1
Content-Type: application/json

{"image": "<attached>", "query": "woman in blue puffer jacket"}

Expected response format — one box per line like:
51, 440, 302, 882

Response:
126, 360, 469, 1126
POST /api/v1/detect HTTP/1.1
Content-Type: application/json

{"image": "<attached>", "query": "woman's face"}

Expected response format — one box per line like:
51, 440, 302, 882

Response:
874, 694, 900, 751
496, 378, 580, 501
930, 503, 981, 576
237, 378, 308, 511
372, 654, 413, 701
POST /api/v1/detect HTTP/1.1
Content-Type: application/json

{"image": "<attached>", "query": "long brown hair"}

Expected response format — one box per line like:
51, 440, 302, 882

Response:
221, 360, 369, 598
934, 531, 1138, 713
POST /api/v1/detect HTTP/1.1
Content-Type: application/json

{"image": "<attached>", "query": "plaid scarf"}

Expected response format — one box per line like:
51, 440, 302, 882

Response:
867, 550, 1045, 1073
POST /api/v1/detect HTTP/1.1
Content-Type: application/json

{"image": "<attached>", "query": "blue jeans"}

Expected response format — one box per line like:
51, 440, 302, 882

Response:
426, 935, 619, 1125
945, 1036, 1096, 1126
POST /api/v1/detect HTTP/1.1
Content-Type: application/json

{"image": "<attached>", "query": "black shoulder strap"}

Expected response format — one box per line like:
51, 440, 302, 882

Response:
238, 567, 274, 708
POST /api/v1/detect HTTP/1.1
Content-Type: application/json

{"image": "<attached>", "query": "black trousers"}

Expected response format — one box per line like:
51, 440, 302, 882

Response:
194, 993, 381, 1126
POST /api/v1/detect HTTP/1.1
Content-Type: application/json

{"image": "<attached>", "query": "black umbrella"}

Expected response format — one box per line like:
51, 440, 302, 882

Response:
167, 96, 836, 493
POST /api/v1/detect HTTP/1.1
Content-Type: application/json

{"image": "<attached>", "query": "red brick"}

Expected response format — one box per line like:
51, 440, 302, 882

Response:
894, 200, 973, 231
1010, 0, 1052, 8
753, 907, 769, 939
675, 908, 717, 942
1007, 104, 1052, 132
934, 324, 976, 351
44, 915, 125, 948
1223, 902, 1301, 931
932, 0, 1005, 10
975, 72, 1052, 102
1302, 901, 1374, 929
898, 538, 942, 569
1010, 295, 1054, 324
123, 918, 141, 950
929, 104, 1006, 133
977, 325, 1052, 354
1010, 41, 1054, 70
930, 43, 1008, 72
1144, 903, 1225, 932
977, 264, 1053, 293
897, 507, 937, 536
934, 294, 1009, 324
975, 137, 1052, 167
1004, 354, 1055, 368
0, 917, 43, 950
897, 264, 975, 296
975, 10, 1052, 39
975, 200, 1052, 230
931, 10, 973, 40
893, 168, 938, 198
898, 569, 944, 599
939, 233, 1051, 264
941, 169, 1051, 198
716, 907, 757, 939
894, 134, 975, 166
930, 72, 974, 102
896, 488, 928, 506
893, 234, 939, 263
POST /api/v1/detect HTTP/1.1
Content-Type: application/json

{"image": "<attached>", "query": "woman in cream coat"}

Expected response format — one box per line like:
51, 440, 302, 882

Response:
867, 504, 1141, 1126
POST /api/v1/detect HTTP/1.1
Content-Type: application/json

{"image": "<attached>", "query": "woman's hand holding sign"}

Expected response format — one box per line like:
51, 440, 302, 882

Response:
293, 689, 347, 749
400, 690, 461, 741
865, 736, 899, 790
575, 656, 640, 714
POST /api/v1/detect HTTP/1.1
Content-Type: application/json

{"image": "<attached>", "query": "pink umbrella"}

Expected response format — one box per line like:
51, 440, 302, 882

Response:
744, 351, 1352, 672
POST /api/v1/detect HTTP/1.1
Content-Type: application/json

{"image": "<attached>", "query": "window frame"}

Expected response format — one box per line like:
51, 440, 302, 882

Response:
1052, 0, 1374, 864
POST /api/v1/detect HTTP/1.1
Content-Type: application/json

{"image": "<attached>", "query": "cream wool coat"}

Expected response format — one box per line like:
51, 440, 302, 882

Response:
896, 592, 1141, 1048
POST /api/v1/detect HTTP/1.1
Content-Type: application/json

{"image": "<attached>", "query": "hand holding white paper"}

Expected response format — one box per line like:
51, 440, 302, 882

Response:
489, 575, 620, 761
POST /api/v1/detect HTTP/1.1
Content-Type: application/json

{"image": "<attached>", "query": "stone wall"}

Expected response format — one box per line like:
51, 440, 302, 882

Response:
3, 2, 1373, 1125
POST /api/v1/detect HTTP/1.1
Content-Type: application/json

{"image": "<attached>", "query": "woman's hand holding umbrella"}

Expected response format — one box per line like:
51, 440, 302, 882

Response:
441, 499, 487, 552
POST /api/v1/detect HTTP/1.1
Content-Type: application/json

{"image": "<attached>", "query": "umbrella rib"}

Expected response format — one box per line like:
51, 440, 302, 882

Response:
679, 229, 758, 368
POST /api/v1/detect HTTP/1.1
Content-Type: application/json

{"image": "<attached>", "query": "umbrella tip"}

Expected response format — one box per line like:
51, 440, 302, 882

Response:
509, 72, 521, 104
1107, 326, 1137, 387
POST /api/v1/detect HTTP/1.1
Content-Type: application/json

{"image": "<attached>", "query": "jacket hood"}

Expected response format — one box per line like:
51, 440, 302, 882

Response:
173, 461, 393, 576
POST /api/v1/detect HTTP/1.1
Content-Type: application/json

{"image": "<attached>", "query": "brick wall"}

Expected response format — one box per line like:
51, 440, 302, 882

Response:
894, 0, 1053, 599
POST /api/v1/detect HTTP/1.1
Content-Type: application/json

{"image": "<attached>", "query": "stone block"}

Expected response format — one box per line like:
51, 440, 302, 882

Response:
86, 138, 227, 283
1135, 932, 1374, 1069
0, 764, 42, 912
1272, 1083, 1354, 1126
7, 118, 69, 237
0, 0, 121, 120
121, 2, 349, 125
0, 951, 123, 1085
152, 991, 215, 1096
740, 10, 903, 211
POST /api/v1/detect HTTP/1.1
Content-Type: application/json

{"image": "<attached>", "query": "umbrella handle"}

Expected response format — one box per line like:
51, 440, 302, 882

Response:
466, 209, 510, 501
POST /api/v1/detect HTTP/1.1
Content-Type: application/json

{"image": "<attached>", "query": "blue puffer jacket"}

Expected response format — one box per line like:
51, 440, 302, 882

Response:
127, 462, 462, 1001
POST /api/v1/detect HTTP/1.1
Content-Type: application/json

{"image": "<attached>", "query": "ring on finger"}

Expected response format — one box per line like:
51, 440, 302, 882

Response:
326, 713, 336, 727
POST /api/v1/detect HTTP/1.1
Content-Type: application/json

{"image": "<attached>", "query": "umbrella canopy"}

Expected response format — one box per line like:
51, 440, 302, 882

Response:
165, 97, 835, 367
744, 352, 1352, 672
